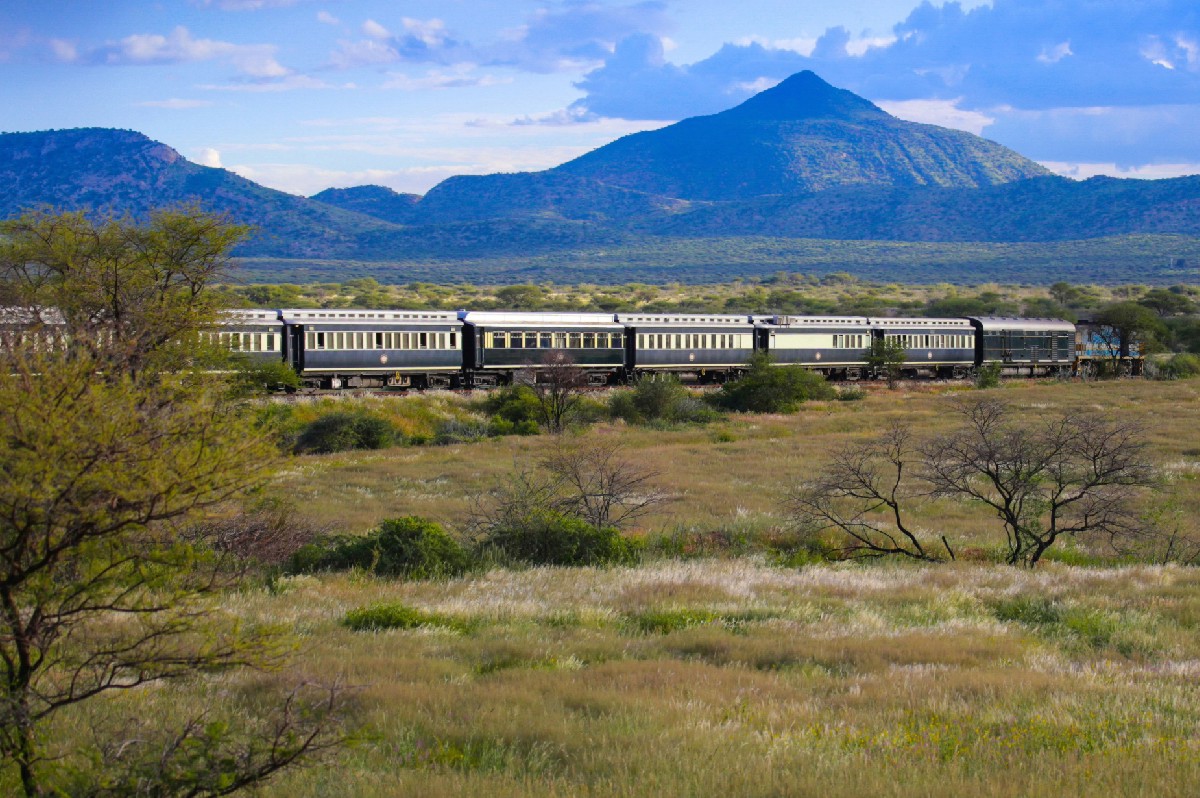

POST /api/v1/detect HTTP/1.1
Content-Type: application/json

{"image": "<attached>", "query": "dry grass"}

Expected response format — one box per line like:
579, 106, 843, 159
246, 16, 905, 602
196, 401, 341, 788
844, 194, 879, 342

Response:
227, 560, 1200, 797
24, 378, 1200, 796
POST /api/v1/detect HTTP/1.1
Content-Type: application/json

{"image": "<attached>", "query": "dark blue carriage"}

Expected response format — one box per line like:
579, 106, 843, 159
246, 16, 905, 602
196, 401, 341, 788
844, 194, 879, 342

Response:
618, 313, 755, 382
283, 309, 464, 389
461, 311, 625, 387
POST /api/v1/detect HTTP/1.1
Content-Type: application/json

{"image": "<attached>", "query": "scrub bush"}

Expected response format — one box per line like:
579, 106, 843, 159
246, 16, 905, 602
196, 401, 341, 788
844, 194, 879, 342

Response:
289, 516, 470, 579
294, 411, 397, 454
478, 511, 639, 567
709, 353, 835, 413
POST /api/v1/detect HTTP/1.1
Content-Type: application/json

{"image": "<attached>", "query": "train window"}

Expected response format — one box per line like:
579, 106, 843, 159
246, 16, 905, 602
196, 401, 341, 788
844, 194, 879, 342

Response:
523, 332, 537, 348
554, 332, 567, 348
614, 333, 623, 348
566, 332, 579, 348
510, 332, 523, 349
419, 332, 428, 349
438, 333, 447, 349
316, 332, 325, 350
375, 332, 383, 349
267, 333, 276, 351
540, 332, 552, 349
450, 332, 457, 349
673, 334, 681, 349
583, 332, 596, 348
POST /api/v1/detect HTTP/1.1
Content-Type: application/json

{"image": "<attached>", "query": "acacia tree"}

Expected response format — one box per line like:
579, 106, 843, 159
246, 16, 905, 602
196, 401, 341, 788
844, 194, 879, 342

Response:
923, 399, 1155, 567
540, 438, 669, 531
0, 209, 342, 796
786, 425, 951, 561
517, 350, 592, 433
786, 398, 1155, 568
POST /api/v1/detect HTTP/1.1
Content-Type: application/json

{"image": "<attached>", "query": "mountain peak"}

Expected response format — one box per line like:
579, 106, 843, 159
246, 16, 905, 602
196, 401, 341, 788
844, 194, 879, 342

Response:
718, 70, 888, 123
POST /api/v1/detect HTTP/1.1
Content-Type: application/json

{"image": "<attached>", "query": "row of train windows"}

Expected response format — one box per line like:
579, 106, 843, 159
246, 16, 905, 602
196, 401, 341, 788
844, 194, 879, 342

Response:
637, 333, 751, 350
487, 331, 624, 349
307, 331, 456, 351
831, 334, 867, 349
205, 332, 279, 352
886, 333, 974, 349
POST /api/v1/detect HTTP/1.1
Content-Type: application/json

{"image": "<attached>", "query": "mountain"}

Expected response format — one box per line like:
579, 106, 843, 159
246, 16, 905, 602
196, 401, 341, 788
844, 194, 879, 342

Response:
0, 128, 403, 258
551, 71, 1051, 200
309, 185, 421, 225
1, 72, 1198, 284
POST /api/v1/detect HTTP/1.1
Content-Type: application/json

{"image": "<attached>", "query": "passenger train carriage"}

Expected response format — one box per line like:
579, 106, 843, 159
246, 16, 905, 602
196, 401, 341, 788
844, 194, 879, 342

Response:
618, 313, 755, 382
463, 311, 625, 387
199, 308, 1138, 389
282, 309, 463, 389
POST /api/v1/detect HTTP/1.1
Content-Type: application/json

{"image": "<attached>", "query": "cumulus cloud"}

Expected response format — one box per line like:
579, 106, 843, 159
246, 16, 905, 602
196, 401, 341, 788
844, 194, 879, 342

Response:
87, 26, 289, 78
326, 1, 669, 73
569, 0, 1200, 121
195, 147, 223, 167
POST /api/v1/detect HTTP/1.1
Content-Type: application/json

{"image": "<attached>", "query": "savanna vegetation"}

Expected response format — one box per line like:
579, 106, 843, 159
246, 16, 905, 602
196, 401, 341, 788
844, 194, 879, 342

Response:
5, 207, 1200, 797
210, 377, 1200, 798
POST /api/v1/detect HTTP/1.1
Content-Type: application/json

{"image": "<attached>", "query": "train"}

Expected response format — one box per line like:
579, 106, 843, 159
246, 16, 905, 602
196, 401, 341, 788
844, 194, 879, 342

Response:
219, 308, 1136, 390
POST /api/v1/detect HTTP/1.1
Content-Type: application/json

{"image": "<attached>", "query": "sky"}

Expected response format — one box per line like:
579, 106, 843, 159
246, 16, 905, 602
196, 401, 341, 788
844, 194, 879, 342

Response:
2, 0, 1199, 197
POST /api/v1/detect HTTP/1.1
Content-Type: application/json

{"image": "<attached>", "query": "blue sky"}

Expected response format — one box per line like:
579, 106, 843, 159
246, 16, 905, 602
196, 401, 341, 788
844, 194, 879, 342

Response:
2, 0, 1198, 196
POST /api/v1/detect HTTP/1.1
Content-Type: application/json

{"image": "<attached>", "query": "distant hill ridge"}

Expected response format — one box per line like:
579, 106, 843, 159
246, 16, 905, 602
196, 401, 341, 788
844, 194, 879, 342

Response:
1, 71, 1199, 280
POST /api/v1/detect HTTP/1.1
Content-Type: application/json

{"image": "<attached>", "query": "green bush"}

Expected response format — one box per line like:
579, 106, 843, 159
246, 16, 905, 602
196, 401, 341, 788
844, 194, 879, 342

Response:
975, 362, 1003, 389
709, 353, 835, 413
476, 385, 543, 426
294, 411, 397, 454
1158, 352, 1200, 380
342, 602, 474, 633
479, 511, 639, 567
610, 375, 720, 425
289, 516, 470, 579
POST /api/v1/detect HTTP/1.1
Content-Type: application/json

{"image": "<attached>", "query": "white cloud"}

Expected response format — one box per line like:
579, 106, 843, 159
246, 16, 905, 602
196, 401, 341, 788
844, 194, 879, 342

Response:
877, 98, 995, 135
380, 67, 508, 91
195, 147, 224, 167
137, 98, 215, 109
316, 10, 339, 26
199, 74, 347, 92
1037, 41, 1073, 64
49, 39, 77, 62
735, 35, 818, 57
361, 19, 391, 40
400, 18, 451, 48
1040, 161, 1200, 180
104, 26, 288, 78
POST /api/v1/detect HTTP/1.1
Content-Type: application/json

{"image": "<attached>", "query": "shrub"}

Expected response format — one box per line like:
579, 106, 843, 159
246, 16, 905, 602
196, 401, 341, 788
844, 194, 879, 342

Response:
709, 353, 835, 413
434, 417, 492, 444
975, 362, 1003, 389
836, 385, 866, 401
476, 385, 543, 426
610, 375, 719, 425
342, 602, 474, 633
294, 411, 397, 454
478, 511, 639, 567
1158, 352, 1200, 380
289, 516, 470, 579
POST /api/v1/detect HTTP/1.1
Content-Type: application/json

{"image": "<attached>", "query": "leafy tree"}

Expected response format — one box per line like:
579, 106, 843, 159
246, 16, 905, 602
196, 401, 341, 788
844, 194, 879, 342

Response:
1093, 301, 1167, 364
1138, 288, 1197, 317
711, 353, 835, 412
0, 209, 342, 795
865, 337, 907, 387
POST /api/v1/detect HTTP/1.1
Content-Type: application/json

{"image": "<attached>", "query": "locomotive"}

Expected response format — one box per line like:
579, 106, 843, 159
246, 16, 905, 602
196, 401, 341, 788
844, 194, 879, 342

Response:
220, 308, 1126, 390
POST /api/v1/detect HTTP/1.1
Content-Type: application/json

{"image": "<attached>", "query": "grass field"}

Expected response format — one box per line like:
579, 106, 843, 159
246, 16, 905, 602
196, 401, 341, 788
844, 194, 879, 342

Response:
37, 378, 1200, 796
